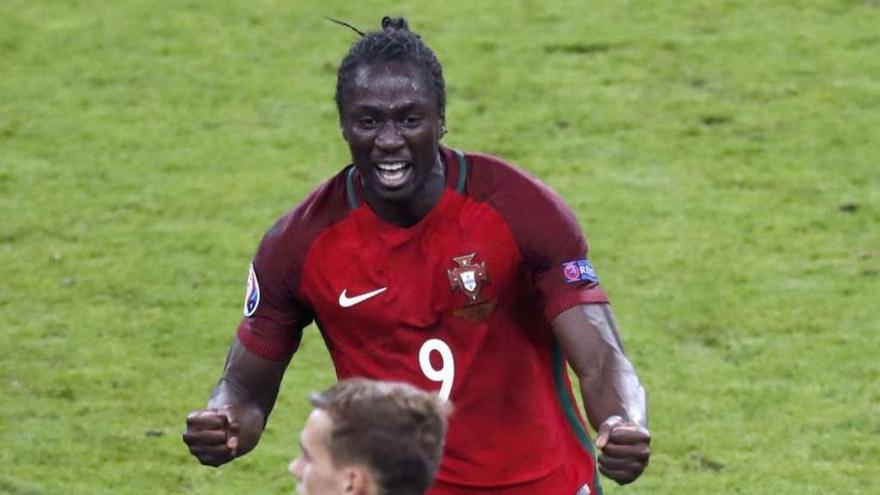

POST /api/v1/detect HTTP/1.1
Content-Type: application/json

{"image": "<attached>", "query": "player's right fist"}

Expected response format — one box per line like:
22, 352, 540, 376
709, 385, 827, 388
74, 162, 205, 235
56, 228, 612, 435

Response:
183, 407, 240, 467
595, 415, 651, 485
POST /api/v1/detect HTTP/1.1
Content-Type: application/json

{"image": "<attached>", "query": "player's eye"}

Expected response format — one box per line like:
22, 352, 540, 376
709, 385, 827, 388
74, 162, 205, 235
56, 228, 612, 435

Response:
400, 115, 423, 128
357, 117, 379, 130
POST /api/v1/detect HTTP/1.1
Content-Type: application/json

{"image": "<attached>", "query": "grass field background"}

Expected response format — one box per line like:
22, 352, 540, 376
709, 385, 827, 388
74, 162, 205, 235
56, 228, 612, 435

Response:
2, 1, 878, 494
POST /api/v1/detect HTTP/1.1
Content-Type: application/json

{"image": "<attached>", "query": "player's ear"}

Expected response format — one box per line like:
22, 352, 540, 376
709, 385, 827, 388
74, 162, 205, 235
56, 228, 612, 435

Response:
438, 116, 447, 140
342, 465, 373, 494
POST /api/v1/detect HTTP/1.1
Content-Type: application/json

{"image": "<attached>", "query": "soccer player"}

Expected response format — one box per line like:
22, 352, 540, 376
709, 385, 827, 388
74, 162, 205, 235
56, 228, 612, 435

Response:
184, 16, 651, 494
289, 378, 451, 495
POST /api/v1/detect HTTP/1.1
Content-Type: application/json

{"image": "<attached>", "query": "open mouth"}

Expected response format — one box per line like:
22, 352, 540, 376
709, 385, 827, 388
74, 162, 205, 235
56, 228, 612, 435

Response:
374, 162, 413, 189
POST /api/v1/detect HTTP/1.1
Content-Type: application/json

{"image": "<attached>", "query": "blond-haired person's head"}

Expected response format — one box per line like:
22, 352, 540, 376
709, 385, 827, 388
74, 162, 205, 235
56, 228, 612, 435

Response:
289, 379, 452, 495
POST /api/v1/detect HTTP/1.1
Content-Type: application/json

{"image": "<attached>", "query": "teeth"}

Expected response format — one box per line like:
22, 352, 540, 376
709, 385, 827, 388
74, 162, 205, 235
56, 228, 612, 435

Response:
383, 170, 405, 181
377, 162, 407, 171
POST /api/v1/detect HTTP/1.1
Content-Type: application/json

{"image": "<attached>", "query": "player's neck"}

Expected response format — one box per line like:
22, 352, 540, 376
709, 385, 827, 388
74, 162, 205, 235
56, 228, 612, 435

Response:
364, 155, 445, 228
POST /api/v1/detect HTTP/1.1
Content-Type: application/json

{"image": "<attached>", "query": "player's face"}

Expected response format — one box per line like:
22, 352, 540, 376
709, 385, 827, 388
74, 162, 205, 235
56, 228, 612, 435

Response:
340, 61, 445, 207
289, 410, 346, 495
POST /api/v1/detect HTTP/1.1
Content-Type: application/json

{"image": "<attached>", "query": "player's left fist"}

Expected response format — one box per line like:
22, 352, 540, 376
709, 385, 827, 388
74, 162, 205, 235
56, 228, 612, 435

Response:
595, 415, 651, 485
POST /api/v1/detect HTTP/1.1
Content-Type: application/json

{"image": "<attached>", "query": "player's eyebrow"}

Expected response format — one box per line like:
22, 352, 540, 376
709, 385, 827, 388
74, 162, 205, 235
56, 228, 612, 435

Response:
351, 101, 425, 115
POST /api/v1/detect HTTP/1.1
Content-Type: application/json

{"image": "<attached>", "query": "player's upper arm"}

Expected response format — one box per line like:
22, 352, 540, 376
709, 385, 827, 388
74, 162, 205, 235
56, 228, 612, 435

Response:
467, 153, 609, 321
514, 186, 609, 320
236, 216, 315, 362
233, 173, 353, 361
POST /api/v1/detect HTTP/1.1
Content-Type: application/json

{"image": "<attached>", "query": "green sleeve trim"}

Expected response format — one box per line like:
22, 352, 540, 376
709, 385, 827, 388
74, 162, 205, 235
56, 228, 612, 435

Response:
552, 340, 604, 495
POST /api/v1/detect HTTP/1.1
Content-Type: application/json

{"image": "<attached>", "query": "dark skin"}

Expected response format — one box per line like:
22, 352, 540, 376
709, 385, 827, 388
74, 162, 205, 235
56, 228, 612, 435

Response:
341, 62, 446, 227
184, 61, 650, 484
183, 342, 288, 466
552, 304, 650, 484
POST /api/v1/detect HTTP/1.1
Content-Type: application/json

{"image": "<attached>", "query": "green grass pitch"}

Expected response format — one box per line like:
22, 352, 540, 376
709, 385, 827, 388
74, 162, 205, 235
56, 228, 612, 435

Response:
1, 1, 878, 494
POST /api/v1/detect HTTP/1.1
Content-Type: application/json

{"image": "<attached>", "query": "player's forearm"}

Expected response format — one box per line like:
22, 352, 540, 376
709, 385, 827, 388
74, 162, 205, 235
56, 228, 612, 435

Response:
203, 339, 289, 454
212, 338, 287, 414
207, 375, 270, 417
552, 303, 648, 430
578, 353, 648, 430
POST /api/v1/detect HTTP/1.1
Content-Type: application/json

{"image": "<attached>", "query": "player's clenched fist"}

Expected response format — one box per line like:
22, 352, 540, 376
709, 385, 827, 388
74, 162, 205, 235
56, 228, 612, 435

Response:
595, 415, 651, 485
183, 407, 240, 467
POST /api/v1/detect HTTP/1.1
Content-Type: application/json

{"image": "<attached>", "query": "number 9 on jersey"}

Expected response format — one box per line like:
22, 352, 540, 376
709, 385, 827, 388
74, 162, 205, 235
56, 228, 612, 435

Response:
418, 338, 454, 400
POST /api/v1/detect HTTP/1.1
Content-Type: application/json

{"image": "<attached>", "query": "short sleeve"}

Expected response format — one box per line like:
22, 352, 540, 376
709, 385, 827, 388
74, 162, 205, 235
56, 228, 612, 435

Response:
464, 152, 609, 322
525, 189, 609, 321
236, 224, 314, 361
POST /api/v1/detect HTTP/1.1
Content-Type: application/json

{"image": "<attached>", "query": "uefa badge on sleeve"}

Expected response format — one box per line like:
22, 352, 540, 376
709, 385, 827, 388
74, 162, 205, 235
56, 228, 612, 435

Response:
561, 259, 599, 284
243, 263, 261, 316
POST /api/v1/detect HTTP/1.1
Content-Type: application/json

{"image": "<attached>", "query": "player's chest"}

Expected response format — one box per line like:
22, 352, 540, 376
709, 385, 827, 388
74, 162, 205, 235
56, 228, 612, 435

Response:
299, 205, 521, 330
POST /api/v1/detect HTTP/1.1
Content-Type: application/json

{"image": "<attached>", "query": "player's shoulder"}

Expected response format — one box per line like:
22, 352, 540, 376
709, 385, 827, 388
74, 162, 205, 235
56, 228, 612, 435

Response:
459, 150, 573, 220
456, 149, 590, 270
257, 168, 352, 255
461, 150, 548, 197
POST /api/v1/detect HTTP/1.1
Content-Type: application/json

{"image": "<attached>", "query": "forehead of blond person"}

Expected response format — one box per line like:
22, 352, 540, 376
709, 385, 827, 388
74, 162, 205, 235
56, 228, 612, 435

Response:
290, 409, 339, 495
309, 379, 452, 495
291, 408, 381, 495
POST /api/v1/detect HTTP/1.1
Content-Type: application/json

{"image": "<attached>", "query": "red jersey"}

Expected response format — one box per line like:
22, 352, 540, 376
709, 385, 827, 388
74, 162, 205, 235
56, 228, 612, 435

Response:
238, 147, 609, 494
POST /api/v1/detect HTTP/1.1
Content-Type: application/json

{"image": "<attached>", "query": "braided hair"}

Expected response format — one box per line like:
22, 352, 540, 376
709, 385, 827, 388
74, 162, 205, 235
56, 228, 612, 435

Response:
335, 16, 446, 118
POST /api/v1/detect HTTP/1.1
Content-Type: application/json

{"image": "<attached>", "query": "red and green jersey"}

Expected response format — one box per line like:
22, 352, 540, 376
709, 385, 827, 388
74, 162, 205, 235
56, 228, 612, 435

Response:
238, 146, 609, 494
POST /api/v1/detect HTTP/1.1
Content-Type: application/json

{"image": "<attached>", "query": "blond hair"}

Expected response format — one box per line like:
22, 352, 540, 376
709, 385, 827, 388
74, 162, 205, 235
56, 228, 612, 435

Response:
310, 379, 452, 495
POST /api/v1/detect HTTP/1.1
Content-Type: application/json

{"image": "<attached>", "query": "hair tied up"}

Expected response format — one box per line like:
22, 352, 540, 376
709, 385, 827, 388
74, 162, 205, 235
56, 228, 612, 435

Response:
381, 16, 409, 32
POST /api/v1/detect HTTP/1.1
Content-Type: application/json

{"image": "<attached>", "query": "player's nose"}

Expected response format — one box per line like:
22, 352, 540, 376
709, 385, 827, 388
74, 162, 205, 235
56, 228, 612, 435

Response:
374, 121, 405, 151
289, 458, 303, 480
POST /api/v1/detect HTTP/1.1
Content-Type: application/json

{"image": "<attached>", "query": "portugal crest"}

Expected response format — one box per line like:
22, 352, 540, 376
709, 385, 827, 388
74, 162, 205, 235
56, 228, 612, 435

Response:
447, 253, 490, 306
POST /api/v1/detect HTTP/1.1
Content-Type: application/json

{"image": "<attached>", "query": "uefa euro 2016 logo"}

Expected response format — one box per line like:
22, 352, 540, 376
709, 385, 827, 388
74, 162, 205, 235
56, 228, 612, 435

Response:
243, 263, 261, 317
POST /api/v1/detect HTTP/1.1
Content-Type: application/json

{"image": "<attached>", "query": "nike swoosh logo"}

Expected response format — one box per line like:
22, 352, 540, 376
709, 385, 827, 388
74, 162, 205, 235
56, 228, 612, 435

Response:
338, 287, 387, 308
